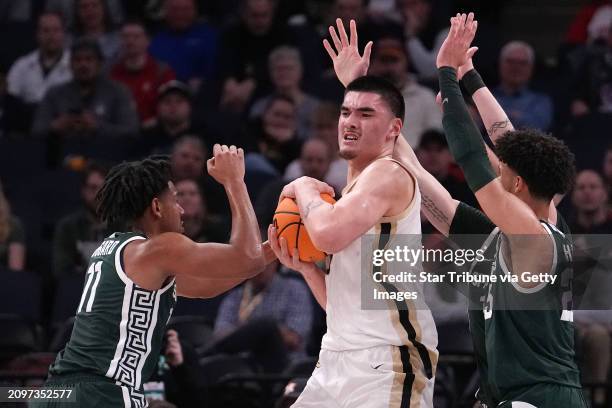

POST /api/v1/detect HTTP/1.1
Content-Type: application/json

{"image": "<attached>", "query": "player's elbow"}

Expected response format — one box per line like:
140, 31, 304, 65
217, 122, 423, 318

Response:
309, 226, 345, 254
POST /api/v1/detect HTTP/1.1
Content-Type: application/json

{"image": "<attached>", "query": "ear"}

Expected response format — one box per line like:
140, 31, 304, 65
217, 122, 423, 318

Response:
151, 197, 163, 219
389, 117, 403, 140
514, 175, 525, 194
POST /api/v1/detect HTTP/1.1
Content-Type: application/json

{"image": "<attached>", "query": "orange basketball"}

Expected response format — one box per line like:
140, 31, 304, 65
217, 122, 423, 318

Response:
273, 193, 336, 262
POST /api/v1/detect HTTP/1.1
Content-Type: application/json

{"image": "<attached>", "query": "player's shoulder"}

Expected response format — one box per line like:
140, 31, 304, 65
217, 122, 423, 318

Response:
364, 158, 415, 189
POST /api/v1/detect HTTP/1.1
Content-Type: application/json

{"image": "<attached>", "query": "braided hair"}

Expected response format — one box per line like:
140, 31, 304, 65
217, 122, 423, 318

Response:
96, 157, 172, 229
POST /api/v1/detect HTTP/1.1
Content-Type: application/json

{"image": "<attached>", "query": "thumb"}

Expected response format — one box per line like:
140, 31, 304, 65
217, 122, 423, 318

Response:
467, 46, 478, 59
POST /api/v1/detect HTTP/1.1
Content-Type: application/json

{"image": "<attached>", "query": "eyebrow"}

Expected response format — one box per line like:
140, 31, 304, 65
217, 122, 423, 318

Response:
341, 106, 377, 113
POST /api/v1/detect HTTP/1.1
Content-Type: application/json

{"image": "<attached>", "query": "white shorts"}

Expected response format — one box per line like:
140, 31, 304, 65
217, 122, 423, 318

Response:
292, 345, 434, 408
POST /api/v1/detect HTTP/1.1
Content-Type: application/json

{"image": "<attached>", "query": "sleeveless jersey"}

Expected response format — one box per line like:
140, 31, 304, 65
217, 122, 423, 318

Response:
49, 232, 177, 406
321, 158, 438, 378
482, 220, 581, 402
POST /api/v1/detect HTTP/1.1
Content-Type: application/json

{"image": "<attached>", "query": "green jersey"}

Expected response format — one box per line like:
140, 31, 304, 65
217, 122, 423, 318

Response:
483, 220, 581, 403
48, 232, 176, 406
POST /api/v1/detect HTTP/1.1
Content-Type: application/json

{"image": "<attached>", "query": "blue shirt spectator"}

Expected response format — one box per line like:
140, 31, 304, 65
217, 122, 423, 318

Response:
215, 264, 313, 357
492, 41, 553, 131
149, 0, 218, 88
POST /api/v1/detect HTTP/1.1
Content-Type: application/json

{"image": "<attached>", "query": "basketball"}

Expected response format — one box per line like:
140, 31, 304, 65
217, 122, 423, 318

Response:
273, 193, 336, 262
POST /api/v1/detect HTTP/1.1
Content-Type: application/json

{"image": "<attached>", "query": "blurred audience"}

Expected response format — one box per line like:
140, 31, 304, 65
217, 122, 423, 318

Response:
72, 0, 121, 65
149, 0, 218, 90
209, 259, 313, 372
175, 178, 229, 243
32, 38, 139, 140
565, 0, 612, 45
250, 46, 319, 139
52, 162, 109, 277
244, 94, 302, 176
368, 35, 442, 147
569, 169, 612, 233
6, 12, 72, 132
111, 20, 175, 126
493, 41, 553, 131
170, 135, 206, 181
602, 145, 612, 202
395, 0, 447, 82
571, 23, 612, 116
46, 0, 125, 31
217, 0, 290, 113
141, 80, 197, 154
0, 179, 25, 271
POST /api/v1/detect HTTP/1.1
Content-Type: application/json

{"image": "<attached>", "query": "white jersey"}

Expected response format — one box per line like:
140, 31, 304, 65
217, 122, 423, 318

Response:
320, 158, 438, 376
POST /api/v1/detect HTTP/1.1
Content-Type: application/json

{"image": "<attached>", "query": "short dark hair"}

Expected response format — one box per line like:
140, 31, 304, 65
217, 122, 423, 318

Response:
495, 129, 575, 201
96, 157, 172, 228
345, 75, 405, 121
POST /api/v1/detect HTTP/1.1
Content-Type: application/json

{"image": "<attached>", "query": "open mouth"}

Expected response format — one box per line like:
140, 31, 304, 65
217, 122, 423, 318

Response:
343, 132, 359, 141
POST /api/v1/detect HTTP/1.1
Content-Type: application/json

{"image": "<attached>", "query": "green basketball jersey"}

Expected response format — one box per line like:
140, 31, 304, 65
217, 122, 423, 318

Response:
48, 232, 176, 405
483, 221, 581, 403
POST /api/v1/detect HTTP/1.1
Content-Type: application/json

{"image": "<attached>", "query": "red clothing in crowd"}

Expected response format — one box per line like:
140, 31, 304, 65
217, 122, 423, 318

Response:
111, 55, 175, 123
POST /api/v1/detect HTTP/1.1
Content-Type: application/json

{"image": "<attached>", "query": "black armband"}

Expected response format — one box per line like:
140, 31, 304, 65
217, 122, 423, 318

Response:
460, 69, 486, 96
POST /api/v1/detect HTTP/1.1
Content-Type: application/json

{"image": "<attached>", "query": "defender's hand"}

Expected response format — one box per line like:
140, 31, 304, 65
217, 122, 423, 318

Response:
323, 18, 373, 88
207, 144, 245, 185
436, 13, 478, 70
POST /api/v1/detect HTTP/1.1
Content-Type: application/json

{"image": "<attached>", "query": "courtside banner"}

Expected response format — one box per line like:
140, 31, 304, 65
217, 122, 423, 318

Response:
359, 233, 612, 313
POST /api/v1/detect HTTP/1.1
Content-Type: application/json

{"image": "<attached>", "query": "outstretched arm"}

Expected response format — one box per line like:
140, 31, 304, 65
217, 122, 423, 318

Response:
436, 13, 544, 237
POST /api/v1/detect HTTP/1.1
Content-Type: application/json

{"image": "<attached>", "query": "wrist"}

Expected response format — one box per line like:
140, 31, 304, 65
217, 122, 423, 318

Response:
460, 69, 485, 96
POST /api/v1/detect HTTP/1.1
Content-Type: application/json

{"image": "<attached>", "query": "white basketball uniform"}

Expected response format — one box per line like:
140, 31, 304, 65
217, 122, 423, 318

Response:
293, 158, 439, 408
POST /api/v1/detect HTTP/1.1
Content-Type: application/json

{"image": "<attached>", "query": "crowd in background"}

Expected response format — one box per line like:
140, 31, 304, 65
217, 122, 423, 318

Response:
0, 0, 612, 407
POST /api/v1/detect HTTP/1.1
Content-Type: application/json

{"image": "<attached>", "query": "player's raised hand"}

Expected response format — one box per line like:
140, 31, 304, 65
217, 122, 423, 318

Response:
324, 18, 373, 87
207, 144, 245, 186
436, 12, 478, 70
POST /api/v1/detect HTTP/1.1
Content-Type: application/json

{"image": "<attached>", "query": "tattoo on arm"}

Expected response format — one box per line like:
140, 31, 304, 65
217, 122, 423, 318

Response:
422, 194, 450, 227
303, 200, 325, 220
487, 119, 510, 138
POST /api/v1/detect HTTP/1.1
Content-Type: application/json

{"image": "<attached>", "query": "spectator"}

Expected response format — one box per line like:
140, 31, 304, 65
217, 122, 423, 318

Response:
149, 0, 218, 89
52, 162, 109, 277
6, 12, 72, 131
210, 259, 313, 372
175, 178, 229, 243
250, 46, 319, 139
244, 94, 302, 176
569, 169, 612, 233
111, 20, 175, 126
217, 0, 284, 113
141, 80, 197, 155
395, 0, 447, 81
565, 0, 612, 45
143, 329, 206, 408
571, 23, 612, 116
170, 135, 229, 217
0, 179, 26, 271
368, 35, 442, 147
32, 38, 139, 140
170, 135, 206, 181
492, 41, 553, 131
46, 0, 124, 31
72, 0, 121, 64
256, 137, 336, 227
602, 145, 612, 202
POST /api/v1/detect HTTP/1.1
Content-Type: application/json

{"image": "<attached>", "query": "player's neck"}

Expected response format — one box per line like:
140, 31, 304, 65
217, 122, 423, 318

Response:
346, 152, 393, 184
133, 218, 162, 238
526, 198, 550, 221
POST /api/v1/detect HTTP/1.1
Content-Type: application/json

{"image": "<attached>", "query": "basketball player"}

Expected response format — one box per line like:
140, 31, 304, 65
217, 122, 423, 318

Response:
33, 146, 268, 407
269, 20, 438, 407
315, 17, 582, 408
431, 14, 586, 407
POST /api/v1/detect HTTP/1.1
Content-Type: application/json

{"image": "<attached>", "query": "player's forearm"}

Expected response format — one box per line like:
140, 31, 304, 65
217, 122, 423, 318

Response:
176, 275, 247, 299
394, 136, 459, 236
225, 180, 265, 270
301, 266, 327, 310
471, 86, 514, 143
438, 67, 496, 194
294, 186, 336, 252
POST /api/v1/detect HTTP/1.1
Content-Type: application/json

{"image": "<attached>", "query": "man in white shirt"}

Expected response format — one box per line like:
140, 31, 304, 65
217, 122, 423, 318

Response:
368, 35, 442, 147
7, 12, 72, 105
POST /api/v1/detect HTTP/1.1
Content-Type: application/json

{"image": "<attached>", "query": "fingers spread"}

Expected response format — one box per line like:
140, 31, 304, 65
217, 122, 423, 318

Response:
349, 19, 357, 47
323, 39, 337, 60
337, 18, 349, 47
329, 24, 342, 51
